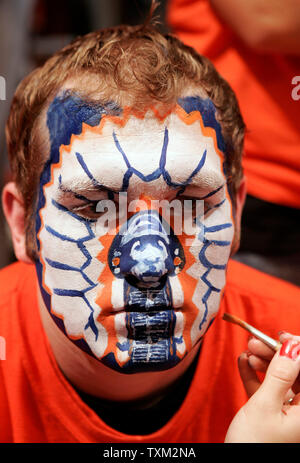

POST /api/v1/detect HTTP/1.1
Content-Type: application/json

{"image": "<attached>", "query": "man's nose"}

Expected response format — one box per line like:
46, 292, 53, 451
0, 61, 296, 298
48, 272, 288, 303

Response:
120, 236, 174, 287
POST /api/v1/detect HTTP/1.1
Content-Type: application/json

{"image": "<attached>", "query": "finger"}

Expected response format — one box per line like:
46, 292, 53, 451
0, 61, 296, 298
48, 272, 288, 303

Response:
238, 352, 261, 398
278, 334, 300, 395
247, 354, 269, 372
257, 340, 300, 412
248, 337, 275, 361
279, 332, 300, 344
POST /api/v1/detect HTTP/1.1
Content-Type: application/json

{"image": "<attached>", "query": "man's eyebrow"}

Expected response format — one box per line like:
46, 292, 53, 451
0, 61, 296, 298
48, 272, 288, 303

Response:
58, 176, 115, 200
58, 177, 99, 196
58, 183, 92, 202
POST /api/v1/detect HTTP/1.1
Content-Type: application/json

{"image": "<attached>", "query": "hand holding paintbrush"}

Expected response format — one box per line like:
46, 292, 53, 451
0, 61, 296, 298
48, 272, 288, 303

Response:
224, 325, 300, 443
222, 312, 300, 396
222, 312, 282, 351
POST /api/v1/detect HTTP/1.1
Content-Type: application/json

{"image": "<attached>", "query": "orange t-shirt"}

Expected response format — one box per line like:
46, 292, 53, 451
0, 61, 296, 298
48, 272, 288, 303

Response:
167, 0, 300, 208
1, 261, 300, 443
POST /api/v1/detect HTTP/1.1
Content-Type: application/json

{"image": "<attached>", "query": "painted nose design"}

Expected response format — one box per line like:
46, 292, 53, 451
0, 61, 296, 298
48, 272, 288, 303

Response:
119, 211, 174, 287
108, 210, 186, 287
120, 236, 173, 287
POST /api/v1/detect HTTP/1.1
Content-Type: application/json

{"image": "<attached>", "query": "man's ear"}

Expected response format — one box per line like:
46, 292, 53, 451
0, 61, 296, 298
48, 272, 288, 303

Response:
2, 182, 33, 264
230, 176, 247, 256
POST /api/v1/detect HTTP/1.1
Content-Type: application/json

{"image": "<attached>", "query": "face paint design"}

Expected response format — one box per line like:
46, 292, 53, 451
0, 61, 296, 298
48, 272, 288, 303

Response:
108, 210, 186, 287
105, 208, 186, 367
36, 92, 234, 373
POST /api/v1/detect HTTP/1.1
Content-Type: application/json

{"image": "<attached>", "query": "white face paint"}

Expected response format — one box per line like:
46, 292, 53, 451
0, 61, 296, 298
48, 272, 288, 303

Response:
36, 93, 234, 373
130, 241, 169, 282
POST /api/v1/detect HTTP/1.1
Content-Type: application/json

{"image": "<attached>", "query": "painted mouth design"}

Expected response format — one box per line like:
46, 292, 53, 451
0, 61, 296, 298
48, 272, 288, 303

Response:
125, 274, 168, 289
124, 293, 172, 312
112, 304, 177, 315
123, 275, 173, 312
126, 309, 176, 342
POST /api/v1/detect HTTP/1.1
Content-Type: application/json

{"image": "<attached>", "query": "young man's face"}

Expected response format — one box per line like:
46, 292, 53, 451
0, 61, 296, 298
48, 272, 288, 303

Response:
35, 91, 236, 373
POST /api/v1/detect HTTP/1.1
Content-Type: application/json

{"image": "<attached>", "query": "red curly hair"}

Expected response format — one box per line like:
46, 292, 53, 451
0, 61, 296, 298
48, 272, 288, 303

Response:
5, 3, 245, 259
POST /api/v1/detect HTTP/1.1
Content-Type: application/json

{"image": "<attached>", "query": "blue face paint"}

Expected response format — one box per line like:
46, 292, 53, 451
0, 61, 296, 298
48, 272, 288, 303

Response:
35, 91, 122, 357
35, 92, 233, 373
178, 96, 225, 150
105, 210, 186, 371
36, 91, 122, 243
178, 96, 236, 208
113, 127, 207, 192
109, 210, 185, 284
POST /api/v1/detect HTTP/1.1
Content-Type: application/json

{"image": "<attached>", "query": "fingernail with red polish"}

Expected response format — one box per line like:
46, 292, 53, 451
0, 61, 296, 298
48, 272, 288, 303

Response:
278, 330, 292, 338
279, 340, 300, 361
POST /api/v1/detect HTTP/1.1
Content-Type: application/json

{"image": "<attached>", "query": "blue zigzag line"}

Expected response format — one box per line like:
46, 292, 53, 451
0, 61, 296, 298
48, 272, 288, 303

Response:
45, 199, 99, 340
112, 128, 207, 191
204, 222, 232, 233
74, 130, 219, 202
75, 153, 116, 199
63, 132, 228, 338
198, 234, 231, 330
199, 184, 224, 200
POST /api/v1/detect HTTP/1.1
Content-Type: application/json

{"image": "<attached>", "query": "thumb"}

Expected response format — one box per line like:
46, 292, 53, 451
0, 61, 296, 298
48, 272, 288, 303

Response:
256, 340, 300, 412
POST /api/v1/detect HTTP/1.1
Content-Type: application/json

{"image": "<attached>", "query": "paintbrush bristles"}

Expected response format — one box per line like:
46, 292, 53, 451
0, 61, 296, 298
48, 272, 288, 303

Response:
222, 312, 282, 352
222, 312, 245, 327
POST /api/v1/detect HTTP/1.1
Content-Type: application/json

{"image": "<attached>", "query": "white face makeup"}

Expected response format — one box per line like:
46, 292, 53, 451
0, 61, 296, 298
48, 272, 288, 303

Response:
35, 93, 234, 373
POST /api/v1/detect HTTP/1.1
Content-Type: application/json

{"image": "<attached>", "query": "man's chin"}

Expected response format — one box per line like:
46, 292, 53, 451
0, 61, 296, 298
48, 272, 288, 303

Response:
99, 351, 184, 374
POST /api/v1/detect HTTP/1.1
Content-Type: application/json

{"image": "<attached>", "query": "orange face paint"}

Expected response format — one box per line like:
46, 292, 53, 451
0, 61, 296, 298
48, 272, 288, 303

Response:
36, 92, 234, 373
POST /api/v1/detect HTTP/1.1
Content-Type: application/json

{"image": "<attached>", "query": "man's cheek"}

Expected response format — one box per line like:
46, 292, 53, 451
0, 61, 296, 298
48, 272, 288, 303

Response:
36, 194, 109, 357
176, 208, 234, 340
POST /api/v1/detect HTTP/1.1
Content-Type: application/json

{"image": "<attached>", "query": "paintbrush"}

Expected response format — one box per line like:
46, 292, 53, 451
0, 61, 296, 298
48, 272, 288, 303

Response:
222, 312, 282, 351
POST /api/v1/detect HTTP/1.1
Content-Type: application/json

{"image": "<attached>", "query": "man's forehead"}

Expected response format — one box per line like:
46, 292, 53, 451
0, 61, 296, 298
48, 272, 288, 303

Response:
38, 91, 228, 201
42, 93, 227, 201
45, 90, 226, 158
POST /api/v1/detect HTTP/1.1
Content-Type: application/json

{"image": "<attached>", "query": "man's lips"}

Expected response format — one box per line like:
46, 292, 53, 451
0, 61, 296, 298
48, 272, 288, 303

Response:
115, 304, 178, 343
125, 274, 168, 289
109, 305, 177, 315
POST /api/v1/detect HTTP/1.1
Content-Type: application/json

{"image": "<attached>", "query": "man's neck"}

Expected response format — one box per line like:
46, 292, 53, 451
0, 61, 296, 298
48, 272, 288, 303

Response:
75, 349, 200, 434
38, 289, 201, 403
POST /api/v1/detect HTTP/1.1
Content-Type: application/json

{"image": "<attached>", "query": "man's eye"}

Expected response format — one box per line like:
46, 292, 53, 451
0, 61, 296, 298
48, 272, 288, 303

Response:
71, 200, 120, 221
71, 201, 105, 219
